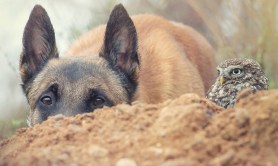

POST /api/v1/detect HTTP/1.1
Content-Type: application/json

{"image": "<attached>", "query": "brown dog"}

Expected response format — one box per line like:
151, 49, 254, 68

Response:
20, 4, 216, 126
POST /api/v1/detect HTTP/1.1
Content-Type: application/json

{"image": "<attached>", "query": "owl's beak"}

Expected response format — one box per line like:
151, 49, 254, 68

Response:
219, 76, 225, 85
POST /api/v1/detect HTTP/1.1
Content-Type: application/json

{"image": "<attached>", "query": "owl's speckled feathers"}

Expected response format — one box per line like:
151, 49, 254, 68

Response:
206, 58, 268, 108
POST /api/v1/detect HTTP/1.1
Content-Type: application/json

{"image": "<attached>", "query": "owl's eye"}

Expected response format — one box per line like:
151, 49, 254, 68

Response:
231, 68, 243, 76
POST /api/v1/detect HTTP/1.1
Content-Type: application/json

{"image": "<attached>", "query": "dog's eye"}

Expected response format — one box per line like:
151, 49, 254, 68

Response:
91, 96, 105, 106
41, 96, 52, 105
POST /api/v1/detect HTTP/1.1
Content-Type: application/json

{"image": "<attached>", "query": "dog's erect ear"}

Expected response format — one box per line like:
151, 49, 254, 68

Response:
100, 4, 139, 80
20, 5, 58, 84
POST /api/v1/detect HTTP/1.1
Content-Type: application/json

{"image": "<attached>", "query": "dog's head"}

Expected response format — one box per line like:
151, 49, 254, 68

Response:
20, 4, 139, 126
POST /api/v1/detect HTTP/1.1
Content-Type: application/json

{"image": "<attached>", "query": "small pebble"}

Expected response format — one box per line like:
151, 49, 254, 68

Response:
53, 114, 64, 121
88, 145, 109, 158
116, 158, 137, 166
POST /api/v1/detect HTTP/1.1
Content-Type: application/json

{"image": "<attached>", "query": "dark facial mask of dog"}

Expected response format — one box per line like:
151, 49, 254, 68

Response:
20, 4, 139, 126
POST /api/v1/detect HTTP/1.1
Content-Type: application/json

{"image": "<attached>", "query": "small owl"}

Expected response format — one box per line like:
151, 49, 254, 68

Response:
206, 58, 268, 108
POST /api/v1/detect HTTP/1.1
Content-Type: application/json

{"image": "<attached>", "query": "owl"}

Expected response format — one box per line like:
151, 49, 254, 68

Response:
206, 58, 268, 108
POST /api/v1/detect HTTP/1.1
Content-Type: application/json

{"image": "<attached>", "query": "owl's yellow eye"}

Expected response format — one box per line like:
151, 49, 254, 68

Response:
231, 68, 243, 75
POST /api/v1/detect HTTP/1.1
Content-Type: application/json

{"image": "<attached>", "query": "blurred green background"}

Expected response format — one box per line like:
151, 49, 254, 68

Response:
0, 0, 277, 138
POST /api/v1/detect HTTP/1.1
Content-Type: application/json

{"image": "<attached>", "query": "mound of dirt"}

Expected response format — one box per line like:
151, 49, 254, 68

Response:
1, 90, 278, 166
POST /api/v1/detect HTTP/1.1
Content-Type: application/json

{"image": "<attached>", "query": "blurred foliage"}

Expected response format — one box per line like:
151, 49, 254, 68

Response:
0, 119, 27, 139
183, 0, 278, 88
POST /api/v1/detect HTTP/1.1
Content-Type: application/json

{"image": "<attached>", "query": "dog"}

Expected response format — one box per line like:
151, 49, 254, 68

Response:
20, 4, 216, 126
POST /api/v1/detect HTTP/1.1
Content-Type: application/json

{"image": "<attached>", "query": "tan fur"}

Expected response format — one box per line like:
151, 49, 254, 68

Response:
66, 14, 216, 104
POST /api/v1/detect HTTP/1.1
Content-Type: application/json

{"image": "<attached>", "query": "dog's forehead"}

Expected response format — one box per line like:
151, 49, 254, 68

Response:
56, 60, 104, 81
30, 57, 113, 93
47, 57, 109, 80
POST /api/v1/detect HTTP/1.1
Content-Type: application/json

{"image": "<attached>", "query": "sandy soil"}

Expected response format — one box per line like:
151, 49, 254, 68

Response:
1, 90, 278, 166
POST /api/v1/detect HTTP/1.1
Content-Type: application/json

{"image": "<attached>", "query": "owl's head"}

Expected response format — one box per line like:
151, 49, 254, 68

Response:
216, 58, 267, 88
207, 58, 268, 108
